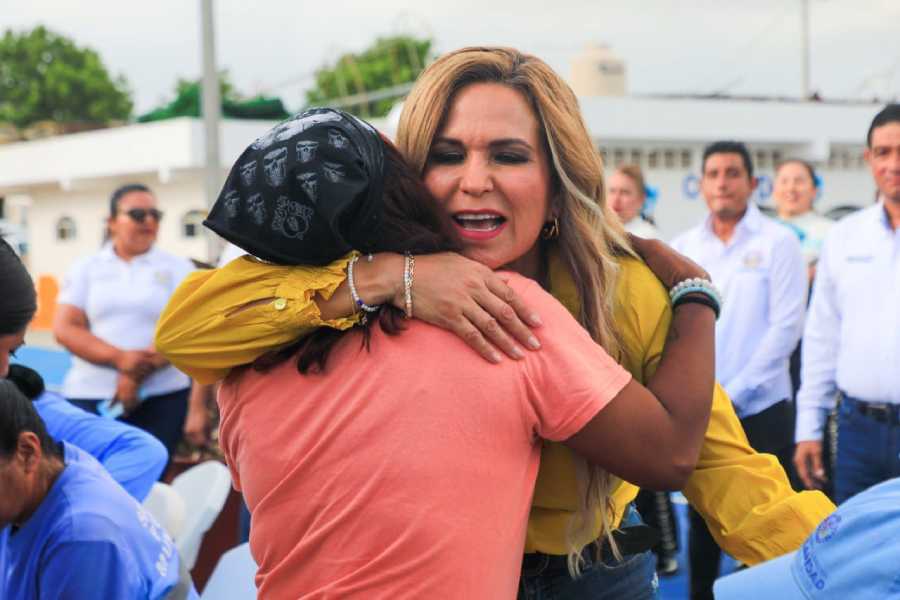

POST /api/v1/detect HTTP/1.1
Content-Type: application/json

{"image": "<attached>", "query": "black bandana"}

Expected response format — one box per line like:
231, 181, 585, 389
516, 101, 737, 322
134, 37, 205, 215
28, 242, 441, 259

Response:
204, 108, 386, 265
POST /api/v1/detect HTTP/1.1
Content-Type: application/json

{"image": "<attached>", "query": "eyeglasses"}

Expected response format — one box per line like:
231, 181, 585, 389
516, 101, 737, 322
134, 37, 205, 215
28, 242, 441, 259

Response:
121, 208, 164, 223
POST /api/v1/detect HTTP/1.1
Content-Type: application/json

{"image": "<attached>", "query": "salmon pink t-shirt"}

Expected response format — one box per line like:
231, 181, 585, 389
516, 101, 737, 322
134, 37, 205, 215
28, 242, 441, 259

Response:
217, 274, 631, 599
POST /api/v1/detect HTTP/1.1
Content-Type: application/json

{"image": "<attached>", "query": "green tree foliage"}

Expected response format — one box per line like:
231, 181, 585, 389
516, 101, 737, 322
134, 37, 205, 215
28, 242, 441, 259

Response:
306, 35, 431, 117
138, 72, 289, 122
0, 26, 133, 128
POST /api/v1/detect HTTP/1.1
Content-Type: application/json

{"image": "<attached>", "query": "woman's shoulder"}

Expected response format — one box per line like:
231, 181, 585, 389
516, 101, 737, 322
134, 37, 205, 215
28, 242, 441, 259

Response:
614, 257, 669, 317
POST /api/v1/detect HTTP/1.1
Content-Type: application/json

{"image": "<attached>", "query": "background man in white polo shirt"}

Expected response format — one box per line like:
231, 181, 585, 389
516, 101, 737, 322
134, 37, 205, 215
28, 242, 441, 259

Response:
671, 141, 807, 600
793, 104, 900, 504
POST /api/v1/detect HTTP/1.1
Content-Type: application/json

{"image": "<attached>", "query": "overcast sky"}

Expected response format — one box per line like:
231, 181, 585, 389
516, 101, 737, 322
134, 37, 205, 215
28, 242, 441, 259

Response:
5, 0, 900, 115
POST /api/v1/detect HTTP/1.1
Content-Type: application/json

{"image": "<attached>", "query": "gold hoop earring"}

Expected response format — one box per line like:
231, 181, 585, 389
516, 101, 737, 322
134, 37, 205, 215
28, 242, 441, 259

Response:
541, 218, 560, 240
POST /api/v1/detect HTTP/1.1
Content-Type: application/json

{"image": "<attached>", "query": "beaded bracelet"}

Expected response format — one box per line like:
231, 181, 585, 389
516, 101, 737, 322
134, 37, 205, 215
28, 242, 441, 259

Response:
673, 293, 721, 319
669, 277, 722, 306
403, 252, 415, 318
348, 254, 380, 323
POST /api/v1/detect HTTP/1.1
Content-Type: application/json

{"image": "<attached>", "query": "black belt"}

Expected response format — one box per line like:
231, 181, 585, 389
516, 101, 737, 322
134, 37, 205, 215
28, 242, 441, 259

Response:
521, 525, 659, 576
843, 395, 900, 426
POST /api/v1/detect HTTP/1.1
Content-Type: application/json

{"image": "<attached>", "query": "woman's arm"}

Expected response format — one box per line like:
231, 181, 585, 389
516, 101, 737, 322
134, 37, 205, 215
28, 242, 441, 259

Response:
564, 237, 716, 490
53, 304, 155, 378
565, 303, 715, 490
155, 252, 542, 383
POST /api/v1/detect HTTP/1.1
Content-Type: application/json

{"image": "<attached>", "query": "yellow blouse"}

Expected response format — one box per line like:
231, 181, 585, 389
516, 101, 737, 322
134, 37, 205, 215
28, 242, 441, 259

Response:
155, 251, 835, 565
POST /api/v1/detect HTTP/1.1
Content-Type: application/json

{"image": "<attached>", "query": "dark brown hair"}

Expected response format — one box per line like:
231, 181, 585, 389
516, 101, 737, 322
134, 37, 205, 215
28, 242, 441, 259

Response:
0, 237, 36, 335
252, 139, 461, 374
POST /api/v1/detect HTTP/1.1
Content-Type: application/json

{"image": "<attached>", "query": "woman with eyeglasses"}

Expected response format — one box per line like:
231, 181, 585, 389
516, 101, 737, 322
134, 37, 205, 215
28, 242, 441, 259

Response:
52, 184, 201, 458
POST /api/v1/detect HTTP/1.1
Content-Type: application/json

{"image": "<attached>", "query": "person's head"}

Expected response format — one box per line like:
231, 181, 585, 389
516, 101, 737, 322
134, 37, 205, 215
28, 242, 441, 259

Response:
608, 165, 647, 224
864, 104, 900, 203
397, 46, 630, 352
395, 45, 628, 575
773, 159, 819, 218
106, 183, 161, 258
0, 379, 63, 528
208, 108, 459, 369
700, 141, 757, 221
0, 238, 36, 378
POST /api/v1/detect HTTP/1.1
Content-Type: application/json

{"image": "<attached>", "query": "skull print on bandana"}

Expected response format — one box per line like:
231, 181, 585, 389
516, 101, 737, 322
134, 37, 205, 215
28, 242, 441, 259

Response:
272, 197, 314, 239
205, 107, 386, 266
246, 193, 266, 225
263, 148, 288, 187
328, 128, 349, 149
224, 190, 241, 218
239, 161, 257, 187
297, 172, 318, 204
296, 140, 319, 163
322, 161, 345, 183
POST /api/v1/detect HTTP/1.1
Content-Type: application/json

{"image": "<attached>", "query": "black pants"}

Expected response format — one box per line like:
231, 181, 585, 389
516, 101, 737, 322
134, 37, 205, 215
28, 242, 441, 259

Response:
69, 387, 190, 458
688, 399, 795, 600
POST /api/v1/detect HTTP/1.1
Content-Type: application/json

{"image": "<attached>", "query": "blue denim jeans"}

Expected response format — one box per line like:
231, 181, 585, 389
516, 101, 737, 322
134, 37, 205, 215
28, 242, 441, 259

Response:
518, 505, 659, 600
834, 397, 900, 504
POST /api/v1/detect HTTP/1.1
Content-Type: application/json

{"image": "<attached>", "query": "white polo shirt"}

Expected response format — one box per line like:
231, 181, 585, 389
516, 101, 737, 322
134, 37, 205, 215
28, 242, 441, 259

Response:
671, 203, 807, 418
796, 201, 900, 441
59, 244, 195, 400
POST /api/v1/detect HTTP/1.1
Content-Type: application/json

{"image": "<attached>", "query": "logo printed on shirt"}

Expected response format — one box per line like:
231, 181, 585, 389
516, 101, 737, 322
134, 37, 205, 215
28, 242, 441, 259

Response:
814, 514, 841, 543
742, 250, 764, 269
153, 270, 173, 287
845, 255, 873, 263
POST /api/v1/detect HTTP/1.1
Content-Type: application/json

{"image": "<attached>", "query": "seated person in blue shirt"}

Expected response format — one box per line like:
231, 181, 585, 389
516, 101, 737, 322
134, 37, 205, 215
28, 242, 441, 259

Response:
0, 379, 196, 600
6, 364, 168, 502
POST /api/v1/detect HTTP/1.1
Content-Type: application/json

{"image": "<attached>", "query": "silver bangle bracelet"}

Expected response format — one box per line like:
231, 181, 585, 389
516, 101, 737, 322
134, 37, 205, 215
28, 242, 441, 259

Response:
348, 254, 381, 315
403, 252, 415, 319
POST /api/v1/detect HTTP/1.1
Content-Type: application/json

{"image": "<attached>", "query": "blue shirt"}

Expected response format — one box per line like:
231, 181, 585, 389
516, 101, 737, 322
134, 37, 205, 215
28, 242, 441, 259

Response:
0, 443, 196, 600
796, 202, 900, 441
671, 203, 807, 418
34, 391, 168, 501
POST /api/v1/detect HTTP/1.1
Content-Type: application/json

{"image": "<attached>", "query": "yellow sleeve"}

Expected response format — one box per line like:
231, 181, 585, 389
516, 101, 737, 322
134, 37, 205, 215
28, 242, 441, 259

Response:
155, 253, 360, 384
619, 259, 836, 565
681, 385, 835, 565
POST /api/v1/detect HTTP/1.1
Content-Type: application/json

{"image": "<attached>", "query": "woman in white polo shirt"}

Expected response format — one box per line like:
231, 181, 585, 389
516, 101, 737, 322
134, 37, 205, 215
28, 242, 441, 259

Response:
53, 184, 199, 456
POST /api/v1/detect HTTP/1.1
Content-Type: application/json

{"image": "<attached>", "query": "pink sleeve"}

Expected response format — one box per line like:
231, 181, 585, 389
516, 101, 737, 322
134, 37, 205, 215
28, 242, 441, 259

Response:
511, 276, 632, 442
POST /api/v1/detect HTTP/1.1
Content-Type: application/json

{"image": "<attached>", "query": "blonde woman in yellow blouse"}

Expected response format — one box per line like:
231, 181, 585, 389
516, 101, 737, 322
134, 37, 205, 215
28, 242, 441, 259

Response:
157, 48, 834, 598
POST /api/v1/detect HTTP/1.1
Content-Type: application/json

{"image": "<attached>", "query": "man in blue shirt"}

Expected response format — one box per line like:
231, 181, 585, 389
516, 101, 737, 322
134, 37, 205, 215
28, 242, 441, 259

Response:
6, 364, 167, 501
0, 379, 196, 599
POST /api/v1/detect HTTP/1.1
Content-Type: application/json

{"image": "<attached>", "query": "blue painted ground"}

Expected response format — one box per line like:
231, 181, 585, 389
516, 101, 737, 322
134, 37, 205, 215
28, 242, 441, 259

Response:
16, 344, 740, 600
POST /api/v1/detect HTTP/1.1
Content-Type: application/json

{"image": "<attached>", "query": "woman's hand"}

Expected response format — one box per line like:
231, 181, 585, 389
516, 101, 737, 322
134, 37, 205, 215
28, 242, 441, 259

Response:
628, 234, 710, 290
386, 253, 543, 363
114, 350, 157, 380
183, 403, 210, 447
183, 382, 213, 447
112, 373, 141, 414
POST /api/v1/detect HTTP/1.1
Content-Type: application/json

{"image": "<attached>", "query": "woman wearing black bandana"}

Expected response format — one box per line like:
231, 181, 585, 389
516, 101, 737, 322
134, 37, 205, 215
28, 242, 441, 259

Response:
199, 106, 715, 598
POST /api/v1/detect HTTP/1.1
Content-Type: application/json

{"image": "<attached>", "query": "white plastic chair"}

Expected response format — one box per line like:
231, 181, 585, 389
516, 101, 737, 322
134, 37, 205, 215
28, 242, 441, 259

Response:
142, 482, 187, 540
170, 460, 232, 570
200, 543, 257, 600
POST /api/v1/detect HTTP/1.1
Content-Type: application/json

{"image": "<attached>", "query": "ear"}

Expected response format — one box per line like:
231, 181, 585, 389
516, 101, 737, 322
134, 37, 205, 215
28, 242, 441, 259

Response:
863, 147, 872, 165
16, 432, 43, 474
750, 176, 759, 192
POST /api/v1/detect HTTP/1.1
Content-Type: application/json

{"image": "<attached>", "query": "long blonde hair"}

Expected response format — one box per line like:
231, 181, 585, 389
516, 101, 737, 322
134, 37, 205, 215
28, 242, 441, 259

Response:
396, 46, 634, 574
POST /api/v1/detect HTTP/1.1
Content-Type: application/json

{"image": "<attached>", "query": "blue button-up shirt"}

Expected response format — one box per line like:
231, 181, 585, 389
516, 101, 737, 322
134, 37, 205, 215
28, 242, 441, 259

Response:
795, 201, 900, 441
672, 203, 807, 418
